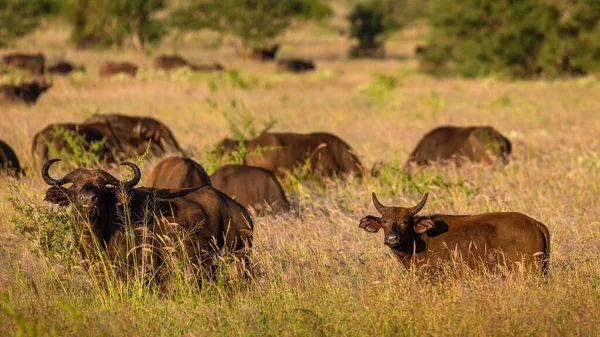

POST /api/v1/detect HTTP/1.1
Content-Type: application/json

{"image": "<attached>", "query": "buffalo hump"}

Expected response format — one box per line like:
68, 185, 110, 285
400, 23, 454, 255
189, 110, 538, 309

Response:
146, 157, 211, 189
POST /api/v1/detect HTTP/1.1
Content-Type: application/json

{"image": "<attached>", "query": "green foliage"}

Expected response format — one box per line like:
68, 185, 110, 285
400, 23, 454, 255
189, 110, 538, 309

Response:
359, 73, 397, 101
208, 69, 260, 91
170, 0, 331, 49
8, 182, 76, 259
421, 0, 600, 79
374, 158, 477, 197
47, 125, 106, 166
63, 0, 165, 51
347, 0, 403, 58
0, 0, 49, 46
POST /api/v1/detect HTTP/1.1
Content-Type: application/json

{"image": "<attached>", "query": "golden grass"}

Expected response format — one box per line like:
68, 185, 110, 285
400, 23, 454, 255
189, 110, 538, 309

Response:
1, 17, 599, 336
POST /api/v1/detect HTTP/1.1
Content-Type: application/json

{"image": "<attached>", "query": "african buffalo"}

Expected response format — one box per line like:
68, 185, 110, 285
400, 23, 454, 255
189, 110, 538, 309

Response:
359, 193, 550, 273
48, 60, 86, 75
210, 165, 290, 216
99, 61, 138, 77
146, 157, 211, 189
0, 80, 51, 104
83, 113, 183, 155
0, 141, 23, 176
406, 126, 512, 170
153, 54, 224, 72
2, 53, 45, 75
217, 132, 363, 178
276, 59, 315, 73
249, 45, 280, 61
42, 159, 253, 282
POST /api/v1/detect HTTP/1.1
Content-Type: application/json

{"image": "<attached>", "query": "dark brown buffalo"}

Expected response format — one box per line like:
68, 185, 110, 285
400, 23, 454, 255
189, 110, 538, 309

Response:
83, 113, 183, 154
406, 126, 512, 169
98, 61, 138, 77
42, 159, 253, 283
359, 193, 550, 272
219, 132, 363, 178
48, 60, 86, 75
2, 53, 45, 75
31, 123, 120, 163
0, 140, 23, 176
210, 165, 290, 216
146, 157, 211, 189
249, 45, 280, 61
276, 59, 315, 73
153, 54, 224, 72
0, 80, 51, 104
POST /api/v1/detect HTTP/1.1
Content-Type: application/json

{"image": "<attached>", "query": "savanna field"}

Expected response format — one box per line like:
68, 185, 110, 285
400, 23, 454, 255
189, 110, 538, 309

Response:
1, 18, 600, 337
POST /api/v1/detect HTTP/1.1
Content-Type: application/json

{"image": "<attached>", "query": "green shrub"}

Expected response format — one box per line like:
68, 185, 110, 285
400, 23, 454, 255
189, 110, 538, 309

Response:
47, 125, 106, 166
347, 0, 404, 58
358, 73, 397, 101
0, 0, 50, 46
421, 0, 600, 79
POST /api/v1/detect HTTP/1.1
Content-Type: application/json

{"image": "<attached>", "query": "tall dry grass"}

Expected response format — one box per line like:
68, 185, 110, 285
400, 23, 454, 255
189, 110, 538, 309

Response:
1, 17, 599, 336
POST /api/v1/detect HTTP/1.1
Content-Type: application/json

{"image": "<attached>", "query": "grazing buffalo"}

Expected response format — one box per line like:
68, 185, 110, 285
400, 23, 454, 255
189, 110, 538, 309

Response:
276, 59, 315, 73
31, 123, 120, 163
2, 53, 45, 75
146, 157, 211, 189
99, 61, 138, 77
42, 159, 253, 282
359, 193, 550, 273
249, 45, 280, 61
406, 126, 512, 169
0, 80, 51, 104
83, 113, 183, 154
217, 132, 363, 178
0, 141, 23, 176
153, 54, 224, 72
48, 60, 86, 75
210, 165, 290, 216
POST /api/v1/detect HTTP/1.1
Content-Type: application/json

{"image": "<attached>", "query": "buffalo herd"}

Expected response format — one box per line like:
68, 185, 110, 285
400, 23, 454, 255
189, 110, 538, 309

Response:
1, 51, 551, 285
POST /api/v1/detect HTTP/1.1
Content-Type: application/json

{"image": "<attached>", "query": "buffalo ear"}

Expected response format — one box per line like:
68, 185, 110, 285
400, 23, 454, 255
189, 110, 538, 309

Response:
414, 218, 435, 234
44, 186, 72, 206
359, 215, 383, 233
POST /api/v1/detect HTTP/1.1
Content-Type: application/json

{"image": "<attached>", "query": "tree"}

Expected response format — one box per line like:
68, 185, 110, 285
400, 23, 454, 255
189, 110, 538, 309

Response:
347, 0, 404, 58
170, 0, 331, 53
64, 0, 165, 51
420, 0, 600, 79
0, 0, 49, 46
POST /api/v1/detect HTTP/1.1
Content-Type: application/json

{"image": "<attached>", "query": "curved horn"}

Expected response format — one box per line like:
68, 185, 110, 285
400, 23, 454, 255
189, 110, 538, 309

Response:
372, 192, 386, 214
41, 159, 62, 185
409, 193, 428, 215
119, 162, 140, 189
98, 170, 120, 186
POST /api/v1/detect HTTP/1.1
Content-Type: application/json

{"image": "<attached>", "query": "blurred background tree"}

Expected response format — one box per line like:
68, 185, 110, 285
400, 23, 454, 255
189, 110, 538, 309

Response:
63, 0, 165, 52
0, 0, 57, 47
419, 0, 600, 79
170, 0, 332, 57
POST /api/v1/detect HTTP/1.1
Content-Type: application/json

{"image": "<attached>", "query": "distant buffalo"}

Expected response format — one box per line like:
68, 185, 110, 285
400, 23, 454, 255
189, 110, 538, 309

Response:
31, 123, 119, 163
146, 157, 211, 189
153, 54, 224, 72
406, 126, 512, 170
0, 140, 23, 176
99, 61, 138, 77
0, 79, 51, 104
48, 60, 86, 75
217, 132, 363, 178
276, 59, 315, 73
83, 113, 183, 155
359, 192, 550, 273
249, 45, 280, 61
2, 53, 45, 75
211, 165, 290, 216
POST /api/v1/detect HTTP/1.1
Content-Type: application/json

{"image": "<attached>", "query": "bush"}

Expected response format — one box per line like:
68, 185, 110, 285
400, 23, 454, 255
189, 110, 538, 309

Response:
170, 0, 331, 51
0, 0, 49, 46
64, 0, 165, 51
420, 0, 600, 79
347, 0, 404, 58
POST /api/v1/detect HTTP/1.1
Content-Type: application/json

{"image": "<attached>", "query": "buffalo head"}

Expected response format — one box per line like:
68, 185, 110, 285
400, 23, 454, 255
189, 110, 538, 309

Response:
359, 193, 432, 248
42, 159, 140, 213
